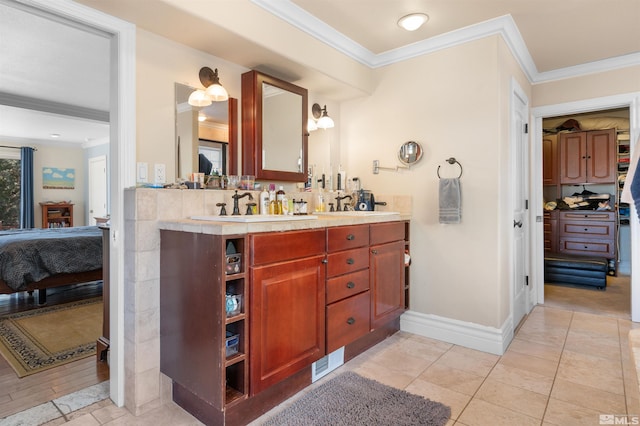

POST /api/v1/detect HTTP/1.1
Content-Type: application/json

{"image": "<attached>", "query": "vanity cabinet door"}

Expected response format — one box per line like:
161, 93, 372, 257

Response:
370, 239, 405, 330
249, 254, 326, 395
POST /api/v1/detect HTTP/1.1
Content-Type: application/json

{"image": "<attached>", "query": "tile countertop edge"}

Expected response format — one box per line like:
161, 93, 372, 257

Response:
157, 214, 411, 235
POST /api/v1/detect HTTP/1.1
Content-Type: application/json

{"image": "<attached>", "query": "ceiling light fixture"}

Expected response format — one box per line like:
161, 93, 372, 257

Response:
398, 13, 429, 31
198, 114, 206, 122
188, 67, 229, 107
311, 103, 334, 130
50, 133, 60, 138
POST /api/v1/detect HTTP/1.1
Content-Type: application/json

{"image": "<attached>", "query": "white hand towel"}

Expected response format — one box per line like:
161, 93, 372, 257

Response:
439, 178, 461, 224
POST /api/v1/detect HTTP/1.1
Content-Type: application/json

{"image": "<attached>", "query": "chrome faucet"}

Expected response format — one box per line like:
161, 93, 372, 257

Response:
231, 190, 254, 215
335, 194, 352, 211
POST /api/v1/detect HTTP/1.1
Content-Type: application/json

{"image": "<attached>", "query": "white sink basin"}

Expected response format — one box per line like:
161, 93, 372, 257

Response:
315, 211, 400, 217
191, 214, 318, 223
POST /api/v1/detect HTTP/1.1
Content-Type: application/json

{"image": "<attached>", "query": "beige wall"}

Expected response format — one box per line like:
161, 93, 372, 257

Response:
340, 36, 520, 329
136, 30, 248, 183
532, 65, 640, 107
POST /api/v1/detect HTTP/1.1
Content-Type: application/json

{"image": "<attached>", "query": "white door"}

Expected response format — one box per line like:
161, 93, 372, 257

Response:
88, 155, 107, 224
512, 84, 530, 328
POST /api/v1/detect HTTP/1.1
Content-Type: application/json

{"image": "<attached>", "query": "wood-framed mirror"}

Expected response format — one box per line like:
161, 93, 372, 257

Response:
175, 82, 238, 180
241, 70, 308, 182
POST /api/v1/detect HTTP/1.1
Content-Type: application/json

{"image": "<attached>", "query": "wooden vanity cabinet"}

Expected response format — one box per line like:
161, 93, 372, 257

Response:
160, 231, 249, 426
249, 229, 326, 395
370, 222, 406, 330
542, 134, 558, 185
325, 224, 370, 353
543, 211, 558, 253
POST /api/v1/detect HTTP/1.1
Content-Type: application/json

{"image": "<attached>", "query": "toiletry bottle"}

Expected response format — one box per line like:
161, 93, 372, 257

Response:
259, 186, 269, 215
281, 193, 289, 215
268, 184, 276, 214
276, 186, 285, 215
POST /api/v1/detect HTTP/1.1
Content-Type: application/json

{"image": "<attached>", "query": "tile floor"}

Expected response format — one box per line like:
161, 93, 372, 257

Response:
5, 304, 640, 425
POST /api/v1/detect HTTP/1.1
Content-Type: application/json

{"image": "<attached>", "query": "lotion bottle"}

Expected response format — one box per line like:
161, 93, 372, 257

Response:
259, 186, 269, 215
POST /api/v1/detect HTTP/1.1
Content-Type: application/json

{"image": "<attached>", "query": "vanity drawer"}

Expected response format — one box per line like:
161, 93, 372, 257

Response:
327, 225, 369, 252
326, 247, 369, 278
326, 291, 370, 353
250, 229, 326, 265
326, 269, 369, 304
370, 221, 404, 245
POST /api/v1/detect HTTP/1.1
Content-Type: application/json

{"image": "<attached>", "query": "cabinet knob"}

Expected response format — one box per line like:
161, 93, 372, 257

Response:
322, 258, 328, 264
371, 249, 378, 255
346, 317, 355, 325
346, 234, 355, 240
346, 258, 354, 265
584, 228, 588, 231
346, 281, 355, 289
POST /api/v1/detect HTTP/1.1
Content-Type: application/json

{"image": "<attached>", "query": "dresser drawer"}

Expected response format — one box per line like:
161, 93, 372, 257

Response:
327, 225, 369, 252
559, 237, 615, 257
326, 269, 369, 304
326, 247, 369, 278
559, 211, 615, 222
326, 291, 370, 353
559, 220, 614, 239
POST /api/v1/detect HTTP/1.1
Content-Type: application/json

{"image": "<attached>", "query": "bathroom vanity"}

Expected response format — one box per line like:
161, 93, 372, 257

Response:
159, 215, 409, 425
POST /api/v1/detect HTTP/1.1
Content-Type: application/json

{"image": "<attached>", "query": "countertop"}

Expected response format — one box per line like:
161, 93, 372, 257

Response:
158, 213, 411, 235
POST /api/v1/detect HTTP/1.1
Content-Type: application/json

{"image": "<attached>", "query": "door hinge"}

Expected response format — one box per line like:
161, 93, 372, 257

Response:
524, 123, 529, 134
525, 200, 529, 209
525, 275, 529, 286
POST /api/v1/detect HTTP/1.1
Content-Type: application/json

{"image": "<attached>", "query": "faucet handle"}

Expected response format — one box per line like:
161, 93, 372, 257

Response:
246, 203, 256, 215
329, 202, 335, 212
216, 203, 227, 216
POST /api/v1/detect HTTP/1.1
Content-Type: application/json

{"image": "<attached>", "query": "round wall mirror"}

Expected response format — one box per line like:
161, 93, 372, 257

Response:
398, 141, 423, 166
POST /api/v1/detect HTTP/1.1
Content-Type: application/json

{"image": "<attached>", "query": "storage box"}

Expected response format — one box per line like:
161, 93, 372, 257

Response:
225, 294, 242, 317
225, 331, 239, 357
225, 254, 242, 275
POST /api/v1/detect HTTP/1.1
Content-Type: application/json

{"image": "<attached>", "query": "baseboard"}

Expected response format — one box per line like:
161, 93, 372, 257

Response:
400, 310, 513, 356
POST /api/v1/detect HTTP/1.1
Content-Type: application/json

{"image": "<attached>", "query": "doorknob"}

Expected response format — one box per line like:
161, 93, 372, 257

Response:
513, 220, 523, 228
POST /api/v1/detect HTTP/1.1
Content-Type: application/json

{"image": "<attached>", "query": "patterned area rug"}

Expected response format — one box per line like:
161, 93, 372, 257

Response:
0, 297, 102, 377
262, 371, 451, 425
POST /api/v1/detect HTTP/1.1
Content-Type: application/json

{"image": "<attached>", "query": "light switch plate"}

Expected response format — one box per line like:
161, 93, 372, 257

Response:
154, 163, 166, 184
137, 162, 148, 183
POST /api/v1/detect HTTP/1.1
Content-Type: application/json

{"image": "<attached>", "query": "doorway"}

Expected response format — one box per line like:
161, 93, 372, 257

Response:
532, 93, 640, 321
13, 0, 136, 407
541, 109, 631, 318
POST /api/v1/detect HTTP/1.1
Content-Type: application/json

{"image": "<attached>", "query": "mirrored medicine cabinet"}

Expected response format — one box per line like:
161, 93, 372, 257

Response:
241, 70, 308, 183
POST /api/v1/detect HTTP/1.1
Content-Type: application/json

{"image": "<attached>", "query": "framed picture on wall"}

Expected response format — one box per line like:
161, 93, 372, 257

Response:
43, 167, 75, 189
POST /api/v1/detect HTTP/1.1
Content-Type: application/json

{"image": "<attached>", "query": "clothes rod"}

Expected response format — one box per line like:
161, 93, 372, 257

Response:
0, 145, 37, 151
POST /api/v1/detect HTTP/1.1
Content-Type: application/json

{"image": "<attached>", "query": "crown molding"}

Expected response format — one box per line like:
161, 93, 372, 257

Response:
252, 0, 640, 84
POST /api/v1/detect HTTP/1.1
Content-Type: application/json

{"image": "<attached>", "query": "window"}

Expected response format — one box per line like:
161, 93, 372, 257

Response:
0, 150, 21, 229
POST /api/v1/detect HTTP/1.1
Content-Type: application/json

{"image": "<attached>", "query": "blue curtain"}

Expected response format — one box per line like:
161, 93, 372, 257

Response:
19, 147, 35, 229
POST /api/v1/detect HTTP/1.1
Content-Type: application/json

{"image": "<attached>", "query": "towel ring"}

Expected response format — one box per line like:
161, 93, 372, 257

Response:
437, 157, 463, 179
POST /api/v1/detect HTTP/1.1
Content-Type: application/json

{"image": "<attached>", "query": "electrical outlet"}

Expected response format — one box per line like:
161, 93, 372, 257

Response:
137, 162, 148, 183
154, 163, 166, 184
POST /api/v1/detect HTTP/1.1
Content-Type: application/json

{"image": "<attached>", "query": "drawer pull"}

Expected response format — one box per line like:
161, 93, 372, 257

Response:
371, 249, 378, 255
584, 228, 588, 232
347, 281, 355, 289
347, 317, 355, 325
322, 258, 328, 264
346, 234, 355, 240
346, 258, 355, 265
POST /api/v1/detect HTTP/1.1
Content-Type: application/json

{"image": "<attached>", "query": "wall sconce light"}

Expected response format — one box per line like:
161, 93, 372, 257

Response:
188, 67, 229, 107
311, 103, 335, 130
